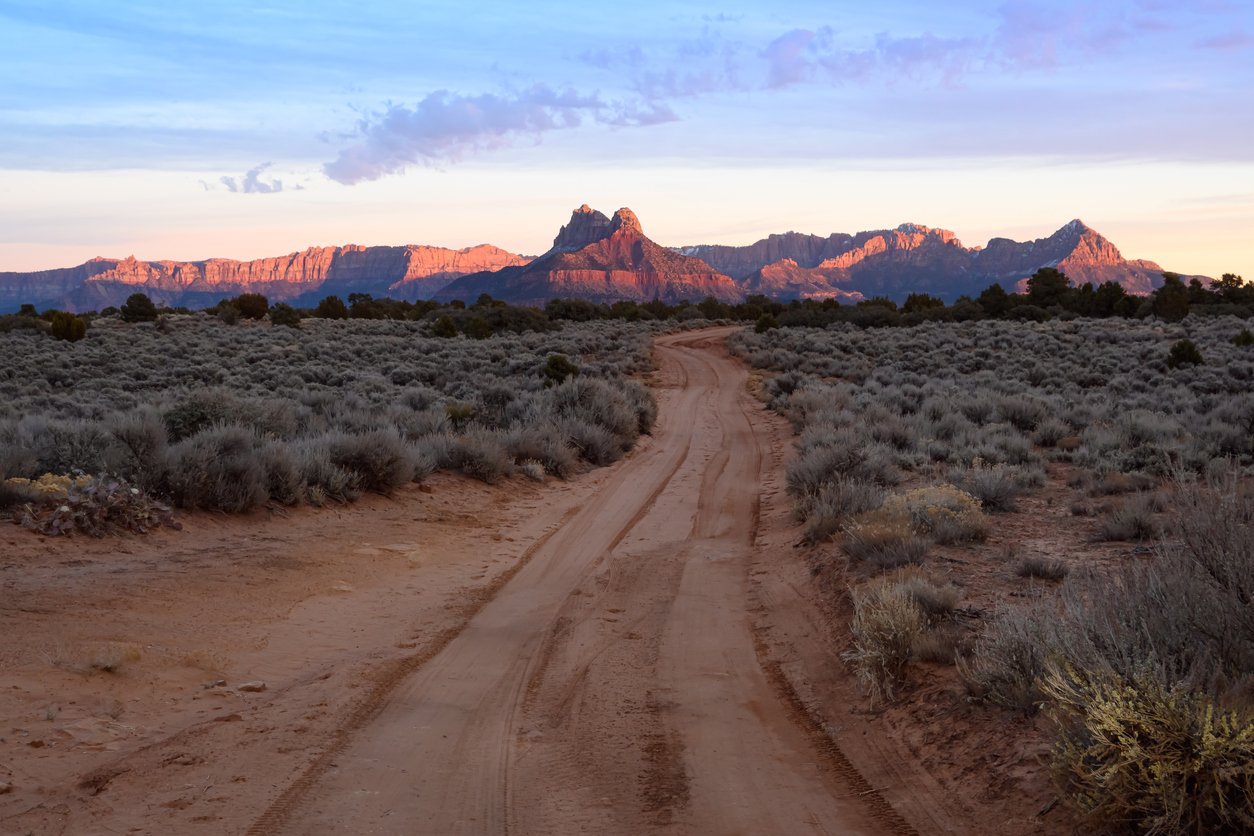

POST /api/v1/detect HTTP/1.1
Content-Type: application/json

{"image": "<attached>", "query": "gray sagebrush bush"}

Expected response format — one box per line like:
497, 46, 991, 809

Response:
325, 428, 414, 494
957, 600, 1053, 713
162, 424, 269, 512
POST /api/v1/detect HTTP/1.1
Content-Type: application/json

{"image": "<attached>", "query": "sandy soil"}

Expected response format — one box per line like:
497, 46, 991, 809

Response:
1, 326, 1086, 835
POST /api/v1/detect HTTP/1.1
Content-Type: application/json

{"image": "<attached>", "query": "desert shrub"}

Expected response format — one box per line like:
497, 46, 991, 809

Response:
560, 417, 623, 466
1032, 417, 1070, 447
889, 566, 960, 619
106, 407, 167, 487
913, 629, 961, 665
542, 353, 579, 386
324, 428, 414, 494
1043, 665, 1254, 835
269, 303, 301, 328
48, 311, 87, 342
1087, 470, 1155, 496
550, 378, 638, 441
162, 425, 268, 512
1015, 555, 1069, 581
9, 418, 112, 476
444, 400, 475, 430
314, 295, 349, 319
799, 478, 884, 543
0, 475, 37, 510
259, 442, 304, 505
621, 379, 658, 435
296, 442, 361, 504
1166, 338, 1204, 369
843, 510, 929, 570
951, 463, 1024, 512
431, 314, 457, 337
231, 293, 269, 320
958, 601, 1052, 713
450, 431, 512, 483
996, 395, 1046, 431
163, 389, 241, 442
120, 293, 157, 323
787, 438, 901, 501
1096, 496, 1160, 541
844, 582, 924, 704
502, 424, 579, 479
15, 476, 178, 536
880, 484, 989, 544
1234, 328, 1254, 347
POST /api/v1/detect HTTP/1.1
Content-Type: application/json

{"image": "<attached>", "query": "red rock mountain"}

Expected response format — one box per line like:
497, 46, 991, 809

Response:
0, 212, 1199, 313
436, 205, 744, 305
682, 220, 1190, 301
0, 244, 529, 313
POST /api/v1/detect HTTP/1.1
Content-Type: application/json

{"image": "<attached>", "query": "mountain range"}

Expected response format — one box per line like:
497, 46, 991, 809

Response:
0, 206, 1196, 313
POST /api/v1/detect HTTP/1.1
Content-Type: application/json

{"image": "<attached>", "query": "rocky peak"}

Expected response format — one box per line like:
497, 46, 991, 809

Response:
552, 205, 613, 252
610, 207, 643, 235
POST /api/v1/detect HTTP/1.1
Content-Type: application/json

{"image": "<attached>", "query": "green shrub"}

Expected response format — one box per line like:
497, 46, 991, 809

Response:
542, 353, 579, 386
120, 293, 158, 323
48, 311, 87, 342
1234, 328, 1254, 347
231, 293, 270, 320
269, 303, 301, 328
314, 295, 349, 319
431, 314, 457, 337
1166, 338, 1204, 369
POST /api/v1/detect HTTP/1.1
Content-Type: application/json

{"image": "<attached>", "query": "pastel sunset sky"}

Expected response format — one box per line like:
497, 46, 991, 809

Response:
2, 0, 1251, 279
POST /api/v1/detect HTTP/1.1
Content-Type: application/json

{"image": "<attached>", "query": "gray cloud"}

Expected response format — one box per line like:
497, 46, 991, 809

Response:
220, 162, 284, 194
324, 84, 675, 184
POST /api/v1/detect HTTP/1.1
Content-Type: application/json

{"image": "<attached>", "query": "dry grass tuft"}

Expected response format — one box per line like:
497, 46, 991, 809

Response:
844, 583, 925, 704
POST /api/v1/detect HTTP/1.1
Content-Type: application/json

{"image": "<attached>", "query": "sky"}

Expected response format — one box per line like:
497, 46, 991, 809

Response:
1, 0, 1251, 279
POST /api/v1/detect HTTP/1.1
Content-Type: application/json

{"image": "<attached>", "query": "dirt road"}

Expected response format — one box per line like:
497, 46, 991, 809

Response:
1, 328, 913, 835
257, 327, 887, 834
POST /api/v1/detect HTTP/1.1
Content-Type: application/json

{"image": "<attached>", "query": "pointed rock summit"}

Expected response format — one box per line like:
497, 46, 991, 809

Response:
552, 205, 614, 252
437, 205, 743, 305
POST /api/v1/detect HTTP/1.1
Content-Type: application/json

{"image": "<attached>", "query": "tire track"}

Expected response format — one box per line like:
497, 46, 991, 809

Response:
246, 504, 581, 836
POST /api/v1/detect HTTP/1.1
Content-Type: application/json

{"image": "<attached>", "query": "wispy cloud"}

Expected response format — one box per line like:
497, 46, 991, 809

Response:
1197, 31, 1254, 50
220, 162, 285, 194
323, 85, 675, 184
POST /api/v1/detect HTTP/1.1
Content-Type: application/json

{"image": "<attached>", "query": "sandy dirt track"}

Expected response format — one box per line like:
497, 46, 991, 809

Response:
266, 328, 900, 835
1, 328, 923, 835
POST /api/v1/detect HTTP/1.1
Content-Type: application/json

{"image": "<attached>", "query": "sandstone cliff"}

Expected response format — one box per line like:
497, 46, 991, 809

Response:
683, 220, 1193, 301
0, 244, 529, 313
